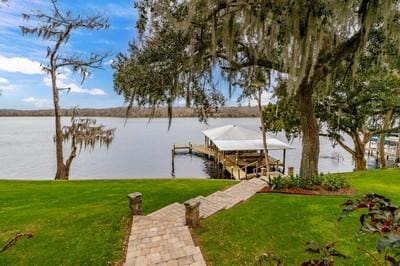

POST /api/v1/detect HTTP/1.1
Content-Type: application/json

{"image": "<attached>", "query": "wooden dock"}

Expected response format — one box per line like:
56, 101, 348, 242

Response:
172, 143, 283, 180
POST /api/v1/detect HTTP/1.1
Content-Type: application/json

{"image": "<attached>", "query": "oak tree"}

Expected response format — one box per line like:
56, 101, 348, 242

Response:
128, 0, 400, 177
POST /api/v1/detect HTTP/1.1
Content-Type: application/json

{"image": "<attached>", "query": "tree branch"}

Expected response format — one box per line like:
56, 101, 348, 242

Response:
55, 53, 109, 69
371, 126, 400, 136
320, 133, 355, 155
0, 233, 33, 253
310, 32, 361, 88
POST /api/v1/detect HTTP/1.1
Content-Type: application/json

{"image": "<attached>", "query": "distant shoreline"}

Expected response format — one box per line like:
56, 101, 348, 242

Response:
0, 106, 259, 118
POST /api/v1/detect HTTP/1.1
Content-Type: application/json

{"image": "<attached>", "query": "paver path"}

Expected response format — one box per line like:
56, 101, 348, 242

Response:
124, 178, 267, 266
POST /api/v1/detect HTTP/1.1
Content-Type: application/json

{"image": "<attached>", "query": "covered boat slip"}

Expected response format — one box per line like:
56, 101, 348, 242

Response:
172, 125, 294, 180
366, 133, 400, 167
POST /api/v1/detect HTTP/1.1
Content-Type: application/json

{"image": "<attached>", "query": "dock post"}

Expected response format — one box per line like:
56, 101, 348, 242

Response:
189, 142, 192, 154
368, 141, 372, 157
283, 149, 286, 174
255, 162, 258, 177
288, 167, 294, 177
128, 192, 142, 215
171, 148, 175, 176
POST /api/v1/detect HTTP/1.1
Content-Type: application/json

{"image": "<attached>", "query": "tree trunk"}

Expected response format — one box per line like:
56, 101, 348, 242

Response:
353, 134, 367, 171
296, 83, 319, 178
51, 69, 67, 180
257, 89, 269, 174
396, 133, 400, 163
354, 152, 367, 170
379, 109, 394, 168
396, 135, 400, 163
65, 140, 77, 178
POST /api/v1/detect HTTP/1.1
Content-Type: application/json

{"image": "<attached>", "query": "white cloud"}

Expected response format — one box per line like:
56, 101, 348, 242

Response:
0, 77, 16, 91
0, 85, 16, 91
241, 91, 273, 107
43, 72, 107, 96
66, 83, 107, 96
105, 59, 114, 66
0, 77, 10, 85
0, 55, 43, 75
22, 97, 52, 108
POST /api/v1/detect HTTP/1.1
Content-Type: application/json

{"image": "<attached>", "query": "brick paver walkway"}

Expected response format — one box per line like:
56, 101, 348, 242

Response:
124, 178, 267, 266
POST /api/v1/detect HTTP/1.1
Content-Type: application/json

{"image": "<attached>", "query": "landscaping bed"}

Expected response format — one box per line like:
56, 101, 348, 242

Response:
258, 186, 355, 196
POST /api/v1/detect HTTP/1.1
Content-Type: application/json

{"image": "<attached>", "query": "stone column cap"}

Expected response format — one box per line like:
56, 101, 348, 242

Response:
184, 199, 201, 207
128, 192, 142, 198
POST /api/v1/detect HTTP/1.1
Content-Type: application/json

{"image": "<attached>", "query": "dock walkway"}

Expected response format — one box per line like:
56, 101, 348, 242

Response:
124, 178, 267, 266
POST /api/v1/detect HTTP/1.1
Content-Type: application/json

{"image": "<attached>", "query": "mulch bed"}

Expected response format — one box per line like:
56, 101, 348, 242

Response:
258, 186, 355, 196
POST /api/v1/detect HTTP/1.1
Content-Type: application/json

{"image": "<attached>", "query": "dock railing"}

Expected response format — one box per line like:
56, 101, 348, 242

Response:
240, 160, 259, 179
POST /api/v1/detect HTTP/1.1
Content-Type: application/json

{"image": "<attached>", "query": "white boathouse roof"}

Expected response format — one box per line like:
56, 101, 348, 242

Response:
202, 125, 294, 151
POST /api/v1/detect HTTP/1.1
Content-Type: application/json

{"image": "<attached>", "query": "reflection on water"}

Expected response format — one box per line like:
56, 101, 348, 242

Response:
201, 156, 231, 179
0, 117, 356, 180
173, 153, 230, 179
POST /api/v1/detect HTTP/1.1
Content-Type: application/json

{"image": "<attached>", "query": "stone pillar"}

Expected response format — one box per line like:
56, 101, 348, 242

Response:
288, 167, 294, 177
128, 192, 142, 215
184, 200, 200, 228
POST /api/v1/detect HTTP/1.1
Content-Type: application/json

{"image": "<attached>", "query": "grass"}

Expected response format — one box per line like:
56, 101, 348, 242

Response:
0, 179, 234, 265
1, 170, 398, 265
195, 169, 400, 265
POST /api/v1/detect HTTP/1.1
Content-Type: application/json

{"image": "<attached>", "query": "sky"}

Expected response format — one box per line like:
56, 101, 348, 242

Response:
0, 0, 270, 109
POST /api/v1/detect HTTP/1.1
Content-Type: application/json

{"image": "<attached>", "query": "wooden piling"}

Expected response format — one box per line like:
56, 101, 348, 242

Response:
283, 149, 286, 174
171, 148, 175, 176
288, 166, 294, 177
255, 162, 258, 177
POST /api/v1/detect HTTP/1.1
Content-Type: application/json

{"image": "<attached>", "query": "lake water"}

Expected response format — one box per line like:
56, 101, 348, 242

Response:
0, 117, 356, 180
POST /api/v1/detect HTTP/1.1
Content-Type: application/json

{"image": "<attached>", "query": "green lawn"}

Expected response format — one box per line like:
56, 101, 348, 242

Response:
1, 170, 398, 266
195, 169, 400, 265
0, 179, 234, 265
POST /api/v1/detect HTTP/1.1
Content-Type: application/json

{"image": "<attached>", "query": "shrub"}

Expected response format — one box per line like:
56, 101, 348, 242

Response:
302, 241, 347, 266
267, 175, 287, 190
321, 174, 350, 191
268, 174, 350, 191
